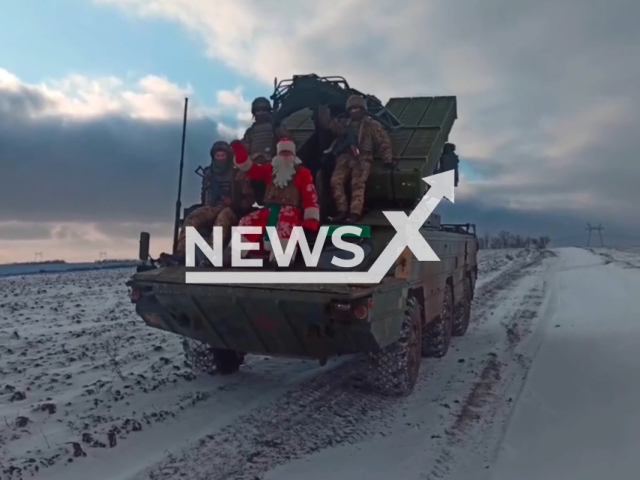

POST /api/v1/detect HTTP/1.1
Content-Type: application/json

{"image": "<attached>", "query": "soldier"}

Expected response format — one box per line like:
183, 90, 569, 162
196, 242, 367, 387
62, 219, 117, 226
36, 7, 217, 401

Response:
318, 95, 395, 223
242, 97, 292, 164
437, 143, 460, 187
160, 140, 255, 265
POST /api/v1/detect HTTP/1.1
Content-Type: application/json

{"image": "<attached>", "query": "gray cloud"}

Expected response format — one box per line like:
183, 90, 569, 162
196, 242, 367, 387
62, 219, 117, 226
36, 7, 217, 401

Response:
269, 0, 640, 231
0, 86, 229, 225
0, 85, 55, 119
436, 200, 640, 248
0, 223, 52, 241
3, 0, 640, 248
93, 221, 173, 240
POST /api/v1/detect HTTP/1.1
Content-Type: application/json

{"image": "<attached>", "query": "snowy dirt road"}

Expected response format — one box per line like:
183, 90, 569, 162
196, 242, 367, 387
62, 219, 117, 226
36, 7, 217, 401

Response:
488, 247, 640, 480
2, 247, 638, 480
266, 247, 640, 480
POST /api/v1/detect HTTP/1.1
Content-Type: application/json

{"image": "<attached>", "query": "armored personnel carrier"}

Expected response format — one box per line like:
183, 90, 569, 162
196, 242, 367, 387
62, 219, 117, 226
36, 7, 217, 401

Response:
126, 74, 478, 397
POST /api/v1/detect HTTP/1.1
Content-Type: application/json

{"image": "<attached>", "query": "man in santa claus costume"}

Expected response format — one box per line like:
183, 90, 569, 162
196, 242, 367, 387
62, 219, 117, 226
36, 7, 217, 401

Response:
229, 138, 320, 263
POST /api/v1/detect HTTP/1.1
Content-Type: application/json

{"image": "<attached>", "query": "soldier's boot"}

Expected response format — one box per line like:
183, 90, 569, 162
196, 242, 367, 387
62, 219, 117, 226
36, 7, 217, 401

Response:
346, 212, 361, 223
157, 253, 174, 267
157, 251, 185, 267
174, 251, 186, 264
329, 211, 349, 223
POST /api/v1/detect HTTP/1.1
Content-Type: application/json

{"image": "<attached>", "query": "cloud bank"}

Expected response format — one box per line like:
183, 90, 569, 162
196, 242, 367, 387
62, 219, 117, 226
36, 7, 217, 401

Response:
0, 69, 253, 261
92, 0, 640, 240
2, 0, 640, 260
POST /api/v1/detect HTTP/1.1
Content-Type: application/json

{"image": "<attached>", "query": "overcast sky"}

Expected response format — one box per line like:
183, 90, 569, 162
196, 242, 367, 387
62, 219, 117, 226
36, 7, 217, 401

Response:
1, 0, 639, 262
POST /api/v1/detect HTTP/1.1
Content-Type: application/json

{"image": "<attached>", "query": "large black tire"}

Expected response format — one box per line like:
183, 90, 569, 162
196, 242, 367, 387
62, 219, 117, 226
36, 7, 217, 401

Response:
365, 296, 422, 397
452, 276, 472, 336
212, 348, 245, 375
182, 339, 245, 375
422, 283, 453, 358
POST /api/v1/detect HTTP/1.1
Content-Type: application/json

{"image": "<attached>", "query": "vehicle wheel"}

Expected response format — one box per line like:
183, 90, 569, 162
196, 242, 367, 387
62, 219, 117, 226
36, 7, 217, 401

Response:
422, 283, 453, 358
183, 339, 217, 374
365, 296, 422, 397
212, 348, 245, 375
452, 276, 472, 336
182, 339, 245, 375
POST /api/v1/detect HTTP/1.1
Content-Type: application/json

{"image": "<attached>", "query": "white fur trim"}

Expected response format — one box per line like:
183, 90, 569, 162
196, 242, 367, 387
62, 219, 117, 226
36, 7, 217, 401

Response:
234, 156, 252, 172
277, 139, 295, 155
303, 207, 320, 221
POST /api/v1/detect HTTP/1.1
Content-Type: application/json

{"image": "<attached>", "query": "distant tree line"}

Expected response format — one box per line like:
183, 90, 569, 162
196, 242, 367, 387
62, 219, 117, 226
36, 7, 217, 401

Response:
3, 259, 67, 265
94, 258, 138, 264
477, 231, 550, 249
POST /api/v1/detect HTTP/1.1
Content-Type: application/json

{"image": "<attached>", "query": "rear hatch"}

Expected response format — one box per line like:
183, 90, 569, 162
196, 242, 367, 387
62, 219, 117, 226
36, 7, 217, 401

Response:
127, 265, 403, 358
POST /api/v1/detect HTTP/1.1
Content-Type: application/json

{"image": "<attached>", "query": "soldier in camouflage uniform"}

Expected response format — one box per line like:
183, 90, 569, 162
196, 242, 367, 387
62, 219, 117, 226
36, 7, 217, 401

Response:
437, 143, 459, 187
163, 141, 255, 265
242, 97, 292, 164
318, 95, 395, 223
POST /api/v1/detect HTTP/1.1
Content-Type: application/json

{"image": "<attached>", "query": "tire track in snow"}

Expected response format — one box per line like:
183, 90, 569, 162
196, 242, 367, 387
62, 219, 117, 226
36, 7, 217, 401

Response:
139, 250, 552, 480
0, 270, 325, 480
141, 358, 399, 480
418, 250, 556, 480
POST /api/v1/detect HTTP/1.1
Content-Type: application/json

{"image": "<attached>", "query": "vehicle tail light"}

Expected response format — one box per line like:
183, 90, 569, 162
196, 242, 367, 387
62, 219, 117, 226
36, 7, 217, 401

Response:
352, 298, 373, 320
129, 288, 142, 303
353, 305, 368, 319
329, 298, 373, 321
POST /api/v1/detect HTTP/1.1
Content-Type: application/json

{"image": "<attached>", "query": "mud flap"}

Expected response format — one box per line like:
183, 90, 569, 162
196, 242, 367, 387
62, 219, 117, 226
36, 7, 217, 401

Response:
394, 247, 412, 279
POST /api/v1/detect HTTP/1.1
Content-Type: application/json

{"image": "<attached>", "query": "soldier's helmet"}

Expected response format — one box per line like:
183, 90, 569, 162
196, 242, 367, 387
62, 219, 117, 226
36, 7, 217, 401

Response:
443, 142, 456, 153
346, 94, 367, 111
251, 97, 272, 114
210, 140, 231, 159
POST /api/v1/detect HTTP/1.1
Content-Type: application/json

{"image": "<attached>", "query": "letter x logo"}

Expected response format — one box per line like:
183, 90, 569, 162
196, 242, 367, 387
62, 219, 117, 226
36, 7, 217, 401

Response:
367, 172, 454, 277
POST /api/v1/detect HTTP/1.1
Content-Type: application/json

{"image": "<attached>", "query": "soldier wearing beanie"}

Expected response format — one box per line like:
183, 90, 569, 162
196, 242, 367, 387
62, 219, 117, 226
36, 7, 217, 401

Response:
163, 140, 255, 265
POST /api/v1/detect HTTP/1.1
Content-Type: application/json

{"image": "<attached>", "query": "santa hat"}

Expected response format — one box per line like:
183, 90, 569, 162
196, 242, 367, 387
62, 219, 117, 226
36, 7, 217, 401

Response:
230, 140, 250, 171
277, 138, 296, 155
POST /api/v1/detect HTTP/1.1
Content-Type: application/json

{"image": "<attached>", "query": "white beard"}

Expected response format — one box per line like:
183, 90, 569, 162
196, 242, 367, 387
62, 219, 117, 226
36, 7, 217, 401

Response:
271, 155, 298, 188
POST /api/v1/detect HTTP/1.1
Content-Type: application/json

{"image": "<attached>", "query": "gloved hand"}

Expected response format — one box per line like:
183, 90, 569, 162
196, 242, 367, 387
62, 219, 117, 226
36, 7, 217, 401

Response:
230, 140, 249, 165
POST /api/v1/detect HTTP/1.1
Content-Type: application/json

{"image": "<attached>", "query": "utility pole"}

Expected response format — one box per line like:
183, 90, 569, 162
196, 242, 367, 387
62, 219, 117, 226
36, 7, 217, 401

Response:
586, 223, 604, 247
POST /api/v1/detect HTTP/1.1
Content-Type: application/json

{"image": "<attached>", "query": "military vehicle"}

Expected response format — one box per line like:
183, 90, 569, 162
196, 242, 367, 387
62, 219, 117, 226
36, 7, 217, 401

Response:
126, 74, 478, 397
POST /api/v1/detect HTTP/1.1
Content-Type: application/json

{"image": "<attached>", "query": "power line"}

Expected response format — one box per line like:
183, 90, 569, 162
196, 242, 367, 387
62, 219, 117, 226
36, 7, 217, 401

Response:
586, 223, 604, 247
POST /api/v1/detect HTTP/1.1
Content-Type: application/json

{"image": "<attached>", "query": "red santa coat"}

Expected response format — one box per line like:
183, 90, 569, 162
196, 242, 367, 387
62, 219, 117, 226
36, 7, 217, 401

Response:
231, 140, 320, 252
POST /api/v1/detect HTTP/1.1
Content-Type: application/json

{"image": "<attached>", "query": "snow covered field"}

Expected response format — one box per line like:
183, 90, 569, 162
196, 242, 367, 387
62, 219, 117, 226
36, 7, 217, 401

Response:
1, 247, 639, 480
